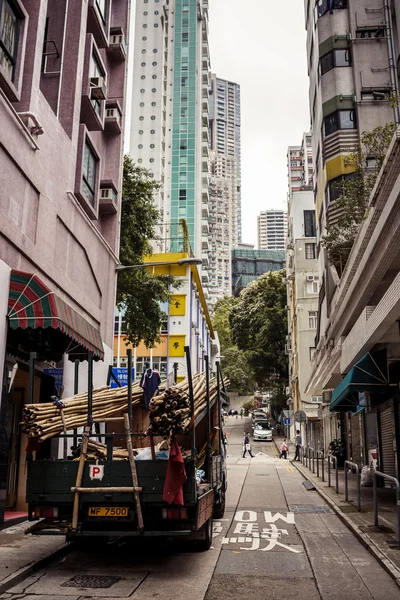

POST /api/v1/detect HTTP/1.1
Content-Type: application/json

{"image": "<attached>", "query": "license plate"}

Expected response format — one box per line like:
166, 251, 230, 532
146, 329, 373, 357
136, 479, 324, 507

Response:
88, 507, 129, 517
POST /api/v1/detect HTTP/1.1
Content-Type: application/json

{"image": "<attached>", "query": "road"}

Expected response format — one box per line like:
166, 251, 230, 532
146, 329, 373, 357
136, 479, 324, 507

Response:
3, 415, 399, 600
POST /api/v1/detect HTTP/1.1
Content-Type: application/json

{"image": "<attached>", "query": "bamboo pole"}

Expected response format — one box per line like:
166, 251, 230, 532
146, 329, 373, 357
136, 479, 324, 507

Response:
124, 413, 144, 532
71, 425, 90, 531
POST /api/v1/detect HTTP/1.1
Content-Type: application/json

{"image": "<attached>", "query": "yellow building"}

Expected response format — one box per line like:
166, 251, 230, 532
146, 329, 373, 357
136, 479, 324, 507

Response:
114, 253, 219, 380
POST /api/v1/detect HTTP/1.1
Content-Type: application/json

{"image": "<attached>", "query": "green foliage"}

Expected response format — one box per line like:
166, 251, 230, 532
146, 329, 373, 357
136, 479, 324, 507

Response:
117, 156, 178, 348
322, 123, 396, 276
212, 296, 237, 350
219, 346, 254, 394
230, 271, 288, 387
241, 398, 258, 416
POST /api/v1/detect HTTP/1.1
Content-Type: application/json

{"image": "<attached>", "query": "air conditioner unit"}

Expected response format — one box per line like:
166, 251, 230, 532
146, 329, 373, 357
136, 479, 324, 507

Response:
100, 188, 116, 202
90, 76, 107, 100
306, 275, 314, 282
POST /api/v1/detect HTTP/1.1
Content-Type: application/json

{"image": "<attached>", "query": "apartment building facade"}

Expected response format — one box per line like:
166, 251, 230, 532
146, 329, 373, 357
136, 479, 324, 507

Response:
257, 209, 288, 250
0, 0, 129, 522
286, 189, 320, 446
287, 132, 313, 194
304, 0, 400, 469
129, 0, 210, 277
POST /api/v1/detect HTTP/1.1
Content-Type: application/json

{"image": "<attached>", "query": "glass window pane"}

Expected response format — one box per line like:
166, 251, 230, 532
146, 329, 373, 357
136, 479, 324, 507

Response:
334, 49, 350, 67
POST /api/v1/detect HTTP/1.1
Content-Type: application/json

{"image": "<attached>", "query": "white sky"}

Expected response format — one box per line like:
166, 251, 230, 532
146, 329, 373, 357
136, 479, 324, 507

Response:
208, 0, 311, 245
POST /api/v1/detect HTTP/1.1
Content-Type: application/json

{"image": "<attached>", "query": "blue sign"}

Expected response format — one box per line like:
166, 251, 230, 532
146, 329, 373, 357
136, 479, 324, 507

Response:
43, 368, 63, 393
110, 368, 135, 388
283, 418, 291, 425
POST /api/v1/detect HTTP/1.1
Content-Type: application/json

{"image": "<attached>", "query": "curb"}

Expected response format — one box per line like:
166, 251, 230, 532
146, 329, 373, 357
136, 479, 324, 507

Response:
291, 456, 400, 589
0, 542, 72, 595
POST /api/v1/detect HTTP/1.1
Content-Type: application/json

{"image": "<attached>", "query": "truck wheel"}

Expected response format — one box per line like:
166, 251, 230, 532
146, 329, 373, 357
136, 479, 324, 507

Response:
196, 516, 213, 551
213, 488, 226, 519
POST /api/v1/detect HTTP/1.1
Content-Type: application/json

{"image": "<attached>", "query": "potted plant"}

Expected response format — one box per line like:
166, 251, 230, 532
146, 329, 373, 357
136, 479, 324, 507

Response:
328, 438, 345, 467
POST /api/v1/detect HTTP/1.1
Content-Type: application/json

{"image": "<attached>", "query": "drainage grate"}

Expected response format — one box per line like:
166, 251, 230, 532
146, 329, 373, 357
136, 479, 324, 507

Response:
61, 575, 121, 589
290, 505, 331, 514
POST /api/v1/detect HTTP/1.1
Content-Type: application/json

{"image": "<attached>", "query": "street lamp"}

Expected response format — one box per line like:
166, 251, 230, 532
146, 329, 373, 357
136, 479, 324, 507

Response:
116, 257, 203, 272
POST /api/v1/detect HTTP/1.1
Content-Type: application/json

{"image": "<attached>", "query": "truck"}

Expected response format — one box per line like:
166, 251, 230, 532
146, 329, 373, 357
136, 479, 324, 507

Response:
25, 348, 227, 551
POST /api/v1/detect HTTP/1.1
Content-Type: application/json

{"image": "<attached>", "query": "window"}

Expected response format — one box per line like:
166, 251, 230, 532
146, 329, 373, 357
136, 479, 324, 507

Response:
309, 311, 318, 329
304, 210, 316, 237
0, 0, 20, 81
179, 189, 186, 200
150, 129, 155, 134
154, 23, 158, 27
138, 129, 143, 134
305, 243, 316, 259
152, 74, 157, 79
324, 109, 356, 136
153, 48, 158, 53
140, 88, 145, 93
141, 75, 146, 80
154, 10, 159, 14
96, 0, 107, 23
141, 49, 146, 53
150, 143, 155, 148
141, 62, 146, 66
143, 23, 147, 28
136, 357, 150, 377
151, 87, 156, 92
151, 115, 156, 120
152, 61, 157, 66
320, 49, 351, 75
151, 101, 156, 106
315, 0, 347, 19
150, 158, 154, 163
82, 140, 97, 207
152, 357, 167, 374
306, 278, 319, 294
327, 173, 356, 203
89, 52, 104, 115
138, 144, 143, 148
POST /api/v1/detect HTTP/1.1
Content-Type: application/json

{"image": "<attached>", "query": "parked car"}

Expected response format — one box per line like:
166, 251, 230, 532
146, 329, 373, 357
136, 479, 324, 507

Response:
228, 409, 238, 416
253, 420, 273, 442
251, 410, 267, 428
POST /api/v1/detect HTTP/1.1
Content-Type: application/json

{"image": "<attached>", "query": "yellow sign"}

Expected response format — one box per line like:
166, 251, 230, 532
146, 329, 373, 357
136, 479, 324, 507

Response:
168, 335, 186, 357
170, 294, 186, 316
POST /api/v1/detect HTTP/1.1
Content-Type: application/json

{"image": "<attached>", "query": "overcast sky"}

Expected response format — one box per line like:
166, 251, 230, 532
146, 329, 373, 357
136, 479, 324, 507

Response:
208, 0, 311, 245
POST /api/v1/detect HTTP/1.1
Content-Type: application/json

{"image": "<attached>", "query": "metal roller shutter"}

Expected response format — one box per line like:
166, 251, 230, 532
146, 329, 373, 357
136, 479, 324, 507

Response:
379, 404, 396, 480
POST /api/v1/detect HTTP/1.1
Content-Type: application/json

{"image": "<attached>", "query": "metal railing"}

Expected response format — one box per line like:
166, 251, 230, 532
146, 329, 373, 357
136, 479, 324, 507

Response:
316, 450, 325, 481
373, 471, 400, 547
344, 460, 361, 512
327, 454, 339, 493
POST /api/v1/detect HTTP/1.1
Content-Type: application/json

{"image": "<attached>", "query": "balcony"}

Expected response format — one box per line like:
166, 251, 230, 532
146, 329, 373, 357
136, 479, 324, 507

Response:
202, 140, 209, 158
202, 202, 209, 219
104, 102, 122, 135
99, 181, 118, 214
108, 27, 127, 61
202, 110, 209, 126
202, 270, 209, 284
202, 235, 210, 251
202, 253, 209, 267
202, 220, 210, 235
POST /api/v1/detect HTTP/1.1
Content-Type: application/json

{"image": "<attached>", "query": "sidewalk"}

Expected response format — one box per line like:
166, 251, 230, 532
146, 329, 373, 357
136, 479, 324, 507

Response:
274, 436, 400, 583
0, 520, 68, 594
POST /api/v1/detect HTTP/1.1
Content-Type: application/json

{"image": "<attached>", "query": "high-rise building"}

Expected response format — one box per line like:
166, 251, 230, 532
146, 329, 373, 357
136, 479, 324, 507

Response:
129, 0, 210, 272
287, 132, 313, 194
207, 75, 241, 307
257, 210, 287, 250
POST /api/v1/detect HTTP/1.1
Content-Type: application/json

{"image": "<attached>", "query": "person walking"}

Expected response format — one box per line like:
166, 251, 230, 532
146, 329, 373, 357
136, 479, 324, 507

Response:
276, 422, 281, 436
242, 432, 254, 458
280, 438, 288, 460
294, 429, 302, 461
240, 409, 244, 419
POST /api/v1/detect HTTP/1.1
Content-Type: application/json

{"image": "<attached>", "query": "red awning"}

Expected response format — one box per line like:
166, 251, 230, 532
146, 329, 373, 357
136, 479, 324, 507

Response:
7, 270, 104, 361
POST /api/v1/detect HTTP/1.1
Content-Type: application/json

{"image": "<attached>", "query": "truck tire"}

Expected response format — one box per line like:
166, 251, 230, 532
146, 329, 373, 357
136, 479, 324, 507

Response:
196, 516, 213, 551
213, 487, 226, 519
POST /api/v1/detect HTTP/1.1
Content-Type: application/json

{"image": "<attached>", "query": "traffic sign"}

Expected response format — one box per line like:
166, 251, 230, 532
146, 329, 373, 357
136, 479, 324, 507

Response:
110, 367, 135, 388
283, 417, 291, 425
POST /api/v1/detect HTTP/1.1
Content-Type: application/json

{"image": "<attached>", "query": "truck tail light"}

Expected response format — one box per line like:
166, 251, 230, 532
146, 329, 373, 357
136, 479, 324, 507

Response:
34, 507, 59, 519
162, 508, 188, 520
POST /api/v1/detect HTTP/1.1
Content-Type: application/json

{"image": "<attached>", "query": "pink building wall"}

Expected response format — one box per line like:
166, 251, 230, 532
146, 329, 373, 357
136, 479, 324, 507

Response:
0, 0, 130, 355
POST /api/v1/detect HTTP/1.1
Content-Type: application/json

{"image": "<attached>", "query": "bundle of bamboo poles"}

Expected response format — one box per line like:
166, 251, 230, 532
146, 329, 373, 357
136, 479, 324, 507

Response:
70, 439, 132, 461
21, 382, 145, 441
147, 373, 228, 437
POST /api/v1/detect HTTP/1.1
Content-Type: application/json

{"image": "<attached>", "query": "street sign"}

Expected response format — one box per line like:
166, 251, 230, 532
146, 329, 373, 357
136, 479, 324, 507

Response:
110, 367, 135, 388
294, 410, 308, 423
43, 368, 63, 394
283, 418, 291, 425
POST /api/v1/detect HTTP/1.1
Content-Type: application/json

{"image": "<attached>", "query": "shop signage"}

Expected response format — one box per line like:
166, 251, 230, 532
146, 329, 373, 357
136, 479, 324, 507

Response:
43, 368, 63, 393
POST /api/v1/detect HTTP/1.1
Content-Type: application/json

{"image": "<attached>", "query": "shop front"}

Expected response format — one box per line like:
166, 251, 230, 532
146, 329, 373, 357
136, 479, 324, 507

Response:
0, 270, 104, 524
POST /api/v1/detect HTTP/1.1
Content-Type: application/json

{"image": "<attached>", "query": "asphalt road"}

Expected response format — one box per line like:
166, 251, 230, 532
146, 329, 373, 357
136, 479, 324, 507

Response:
2, 415, 399, 600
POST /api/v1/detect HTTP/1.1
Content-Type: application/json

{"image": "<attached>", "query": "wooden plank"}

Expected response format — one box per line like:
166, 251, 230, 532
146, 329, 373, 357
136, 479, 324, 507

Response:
71, 486, 142, 493
71, 425, 90, 531
124, 413, 144, 532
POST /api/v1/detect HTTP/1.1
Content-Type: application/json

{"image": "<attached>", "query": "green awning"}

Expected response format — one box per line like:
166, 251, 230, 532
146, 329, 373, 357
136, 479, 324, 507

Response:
330, 352, 389, 412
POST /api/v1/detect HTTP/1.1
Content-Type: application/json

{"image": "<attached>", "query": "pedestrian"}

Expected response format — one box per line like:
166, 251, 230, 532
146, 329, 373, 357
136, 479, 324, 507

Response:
240, 408, 244, 419
276, 422, 281, 436
242, 432, 254, 458
280, 438, 288, 460
294, 429, 302, 461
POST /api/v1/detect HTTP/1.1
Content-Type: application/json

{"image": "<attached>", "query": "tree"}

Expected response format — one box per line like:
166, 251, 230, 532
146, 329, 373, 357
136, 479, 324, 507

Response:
322, 122, 396, 276
117, 156, 178, 347
212, 296, 237, 350
230, 271, 288, 388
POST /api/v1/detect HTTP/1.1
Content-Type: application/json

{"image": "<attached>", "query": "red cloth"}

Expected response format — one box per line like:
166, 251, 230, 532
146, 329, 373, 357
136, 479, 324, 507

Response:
26, 438, 41, 452
162, 439, 187, 505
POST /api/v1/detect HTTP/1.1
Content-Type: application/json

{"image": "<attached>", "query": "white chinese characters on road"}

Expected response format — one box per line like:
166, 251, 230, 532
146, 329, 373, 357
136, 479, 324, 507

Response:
221, 511, 300, 553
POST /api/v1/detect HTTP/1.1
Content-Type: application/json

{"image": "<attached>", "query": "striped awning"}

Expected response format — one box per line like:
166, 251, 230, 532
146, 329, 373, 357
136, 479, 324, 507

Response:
7, 270, 104, 361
